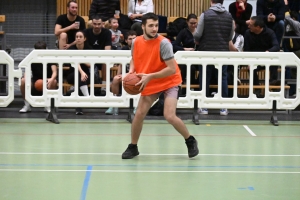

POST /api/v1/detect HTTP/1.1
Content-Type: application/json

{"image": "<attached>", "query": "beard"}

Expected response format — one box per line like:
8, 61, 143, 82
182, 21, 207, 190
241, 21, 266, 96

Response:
68, 10, 77, 17
144, 30, 156, 39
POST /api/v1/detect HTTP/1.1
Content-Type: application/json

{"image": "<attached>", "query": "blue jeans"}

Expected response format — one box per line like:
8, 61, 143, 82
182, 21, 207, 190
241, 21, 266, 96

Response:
198, 65, 228, 98
266, 20, 284, 45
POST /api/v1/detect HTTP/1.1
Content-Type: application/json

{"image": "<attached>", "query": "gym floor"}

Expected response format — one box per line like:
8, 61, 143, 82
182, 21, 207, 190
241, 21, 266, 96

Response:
0, 114, 299, 200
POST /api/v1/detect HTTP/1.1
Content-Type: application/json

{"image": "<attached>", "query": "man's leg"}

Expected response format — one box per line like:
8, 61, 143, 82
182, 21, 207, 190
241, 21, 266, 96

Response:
122, 94, 157, 159
58, 33, 68, 50
221, 65, 228, 98
131, 95, 157, 144
163, 86, 199, 158
273, 20, 285, 45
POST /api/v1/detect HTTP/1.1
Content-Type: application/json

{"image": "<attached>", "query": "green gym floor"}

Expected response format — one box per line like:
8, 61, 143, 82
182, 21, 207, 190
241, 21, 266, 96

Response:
0, 118, 299, 200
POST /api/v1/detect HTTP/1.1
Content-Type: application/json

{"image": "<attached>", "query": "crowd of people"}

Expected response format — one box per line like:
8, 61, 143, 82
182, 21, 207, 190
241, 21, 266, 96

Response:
20, 0, 298, 116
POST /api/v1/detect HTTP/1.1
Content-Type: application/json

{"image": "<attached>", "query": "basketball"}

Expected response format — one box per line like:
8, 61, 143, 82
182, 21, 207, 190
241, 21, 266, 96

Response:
34, 79, 43, 91
123, 73, 141, 95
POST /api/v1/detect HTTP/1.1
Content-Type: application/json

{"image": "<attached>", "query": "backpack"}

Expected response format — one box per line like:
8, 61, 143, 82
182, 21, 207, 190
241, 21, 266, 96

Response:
166, 17, 188, 38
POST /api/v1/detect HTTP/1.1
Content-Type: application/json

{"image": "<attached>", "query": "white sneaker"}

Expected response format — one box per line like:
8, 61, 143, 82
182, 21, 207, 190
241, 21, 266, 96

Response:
197, 108, 208, 115
44, 107, 51, 113
19, 105, 31, 113
105, 107, 114, 115
220, 109, 229, 116
133, 107, 137, 114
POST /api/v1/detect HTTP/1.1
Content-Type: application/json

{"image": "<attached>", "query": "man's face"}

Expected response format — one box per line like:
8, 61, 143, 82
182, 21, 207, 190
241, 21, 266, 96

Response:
248, 19, 259, 33
126, 35, 136, 47
68, 2, 78, 16
92, 19, 102, 33
142, 19, 158, 39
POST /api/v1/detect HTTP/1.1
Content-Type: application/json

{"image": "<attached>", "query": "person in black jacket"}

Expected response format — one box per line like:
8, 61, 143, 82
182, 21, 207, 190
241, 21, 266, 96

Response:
244, 16, 280, 87
256, 0, 285, 44
88, 0, 120, 28
229, 0, 253, 36
172, 14, 198, 89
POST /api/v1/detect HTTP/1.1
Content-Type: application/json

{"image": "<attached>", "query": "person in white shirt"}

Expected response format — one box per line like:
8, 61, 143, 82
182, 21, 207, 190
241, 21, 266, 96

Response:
127, 0, 154, 35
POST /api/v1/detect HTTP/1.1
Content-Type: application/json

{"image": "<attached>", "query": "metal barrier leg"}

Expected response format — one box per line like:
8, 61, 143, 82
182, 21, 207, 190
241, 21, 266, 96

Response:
192, 99, 200, 125
46, 98, 60, 124
270, 100, 278, 126
126, 98, 134, 123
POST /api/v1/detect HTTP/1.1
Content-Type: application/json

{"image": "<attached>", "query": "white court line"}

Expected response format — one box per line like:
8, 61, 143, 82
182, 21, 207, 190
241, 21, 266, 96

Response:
243, 125, 257, 136
0, 152, 300, 156
0, 169, 299, 173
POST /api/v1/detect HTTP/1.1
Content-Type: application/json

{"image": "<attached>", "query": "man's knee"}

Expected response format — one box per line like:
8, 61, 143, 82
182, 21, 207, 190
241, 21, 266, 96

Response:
58, 32, 68, 41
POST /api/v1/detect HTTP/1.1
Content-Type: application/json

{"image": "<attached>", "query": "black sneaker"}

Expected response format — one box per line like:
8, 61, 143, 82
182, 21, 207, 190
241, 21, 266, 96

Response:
75, 108, 83, 115
122, 144, 139, 159
185, 136, 199, 158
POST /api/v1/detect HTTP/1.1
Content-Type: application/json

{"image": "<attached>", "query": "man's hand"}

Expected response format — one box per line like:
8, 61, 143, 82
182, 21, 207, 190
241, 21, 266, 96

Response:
136, 73, 152, 91
63, 44, 71, 49
80, 71, 88, 82
47, 78, 54, 88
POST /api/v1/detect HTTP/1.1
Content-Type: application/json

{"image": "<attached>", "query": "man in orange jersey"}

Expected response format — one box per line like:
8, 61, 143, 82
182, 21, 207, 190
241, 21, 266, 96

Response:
121, 13, 199, 159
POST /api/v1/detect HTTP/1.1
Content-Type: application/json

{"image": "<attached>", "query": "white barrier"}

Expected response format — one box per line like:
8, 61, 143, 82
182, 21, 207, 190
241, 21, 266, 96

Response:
175, 51, 300, 110
8, 50, 300, 125
0, 50, 22, 107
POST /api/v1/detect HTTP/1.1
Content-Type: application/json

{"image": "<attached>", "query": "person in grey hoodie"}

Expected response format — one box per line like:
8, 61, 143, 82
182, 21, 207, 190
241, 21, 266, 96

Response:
194, 0, 235, 116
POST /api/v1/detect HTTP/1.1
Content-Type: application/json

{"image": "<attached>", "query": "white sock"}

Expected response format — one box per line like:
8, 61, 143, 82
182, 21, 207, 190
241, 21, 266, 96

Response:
102, 81, 106, 91
80, 85, 89, 96
24, 100, 30, 107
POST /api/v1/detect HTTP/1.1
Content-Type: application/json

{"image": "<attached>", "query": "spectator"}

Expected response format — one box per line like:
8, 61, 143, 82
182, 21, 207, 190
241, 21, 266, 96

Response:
84, 15, 112, 94
256, 0, 285, 44
244, 16, 280, 90
105, 30, 137, 115
88, 0, 120, 28
109, 18, 124, 50
229, 0, 253, 35
67, 30, 93, 115
283, 11, 299, 96
172, 14, 198, 92
121, 13, 198, 159
128, 0, 154, 35
54, 0, 86, 49
19, 41, 57, 113
194, 0, 234, 116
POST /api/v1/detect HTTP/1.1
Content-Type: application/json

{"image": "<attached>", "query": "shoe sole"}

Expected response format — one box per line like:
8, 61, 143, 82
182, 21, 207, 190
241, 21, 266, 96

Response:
19, 110, 31, 113
122, 152, 139, 159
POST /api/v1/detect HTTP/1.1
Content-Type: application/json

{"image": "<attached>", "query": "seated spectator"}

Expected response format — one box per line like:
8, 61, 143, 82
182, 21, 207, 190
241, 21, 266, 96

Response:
88, 0, 120, 28
105, 30, 137, 115
256, 0, 285, 44
128, 0, 154, 35
244, 16, 280, 90
67, 30, 93, 115
283, 11, 299, 96
54, 0, 86, 49
287, 0, 300, 21
229, 0, 253, 35
172, 14, 198, 92
84, 15, 112, 94
109, 18, 124, 50
19, 41, 57, 113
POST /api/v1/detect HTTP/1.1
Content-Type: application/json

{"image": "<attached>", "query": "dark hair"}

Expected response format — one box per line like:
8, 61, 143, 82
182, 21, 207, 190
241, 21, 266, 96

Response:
92, 15, 102, 21
141, 13, 159, 26
250, 16, 265, 28
211, 0, 224, 4
235, 24, 242, 34
125, 30, 137, 40
108, 17, 118, 23
34, 41, 47, 49
187, 14, 198, 21
75, 30, 86, 38
290, 11, 299, 21
67, 0, 77, 7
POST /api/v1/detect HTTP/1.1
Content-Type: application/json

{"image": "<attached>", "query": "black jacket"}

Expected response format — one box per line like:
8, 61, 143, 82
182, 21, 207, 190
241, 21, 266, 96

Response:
229, 2, 253, 35
172, 28, 196, 52
89, 0, 120, 21
257, 0, 285, 24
